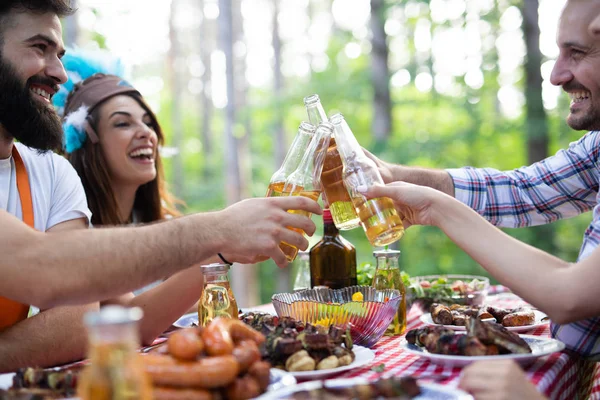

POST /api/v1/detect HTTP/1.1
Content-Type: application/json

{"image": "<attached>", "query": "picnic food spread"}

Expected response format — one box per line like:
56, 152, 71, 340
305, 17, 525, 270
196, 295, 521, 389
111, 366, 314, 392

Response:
430, 303, 536, 327
143, 318, 270, 400
407, 317, 532, 356
284, 377, 422, 399
239, 312, 355, 372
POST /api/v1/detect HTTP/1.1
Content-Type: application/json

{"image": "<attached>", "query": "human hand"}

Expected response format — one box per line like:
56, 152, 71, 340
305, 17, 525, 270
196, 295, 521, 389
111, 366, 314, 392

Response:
359, 181, 445, 228
459, 360, 547, 400
218, 196, 322, 268
363, 148, 397, 183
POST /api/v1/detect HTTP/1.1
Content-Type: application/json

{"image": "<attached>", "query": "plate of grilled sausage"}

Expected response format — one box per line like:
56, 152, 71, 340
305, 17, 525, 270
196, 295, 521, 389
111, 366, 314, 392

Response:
420, 303, 549, 332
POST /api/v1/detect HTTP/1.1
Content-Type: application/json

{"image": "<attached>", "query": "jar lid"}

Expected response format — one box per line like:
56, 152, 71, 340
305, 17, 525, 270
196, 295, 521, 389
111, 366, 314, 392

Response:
373, 249, 401, 257
84, 305, 143, 327
201, 263, 231, 274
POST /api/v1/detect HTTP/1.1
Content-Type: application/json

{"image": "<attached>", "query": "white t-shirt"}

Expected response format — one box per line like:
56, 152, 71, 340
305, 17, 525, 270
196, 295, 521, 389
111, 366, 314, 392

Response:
0, 142, 91, 231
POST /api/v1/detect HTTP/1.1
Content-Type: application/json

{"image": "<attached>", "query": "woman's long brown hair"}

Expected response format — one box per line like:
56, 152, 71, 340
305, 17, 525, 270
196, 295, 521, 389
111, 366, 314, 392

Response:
65, 82, 182, 226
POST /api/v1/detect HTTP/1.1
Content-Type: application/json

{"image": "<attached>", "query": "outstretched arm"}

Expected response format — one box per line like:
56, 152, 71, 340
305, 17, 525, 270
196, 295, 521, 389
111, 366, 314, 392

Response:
0, 196, 321, 309
364, 183, 600, 324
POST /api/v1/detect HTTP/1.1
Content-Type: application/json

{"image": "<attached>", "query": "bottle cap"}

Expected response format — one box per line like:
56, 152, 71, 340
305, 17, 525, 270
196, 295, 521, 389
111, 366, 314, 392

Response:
303, 94, 320, 106
373, 249, 401, 257
200, 263, 231, 274
323, 209, 333, 224
84, 305, 143, 327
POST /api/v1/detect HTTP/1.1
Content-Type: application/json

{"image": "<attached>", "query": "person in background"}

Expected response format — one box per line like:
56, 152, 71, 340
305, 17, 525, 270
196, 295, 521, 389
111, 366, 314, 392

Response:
58, 64, 204, 345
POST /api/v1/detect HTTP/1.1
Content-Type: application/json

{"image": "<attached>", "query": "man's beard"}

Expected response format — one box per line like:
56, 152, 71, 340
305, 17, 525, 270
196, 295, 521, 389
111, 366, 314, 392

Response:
0, 54, 63, 152
563, 81, 600, 131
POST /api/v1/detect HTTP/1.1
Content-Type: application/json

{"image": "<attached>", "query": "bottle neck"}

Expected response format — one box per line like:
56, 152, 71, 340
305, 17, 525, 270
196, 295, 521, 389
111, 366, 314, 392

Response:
204, 272, 229, 284
376, 256, 400, 269
306, 102, 327, 126
323, 220, 339, 237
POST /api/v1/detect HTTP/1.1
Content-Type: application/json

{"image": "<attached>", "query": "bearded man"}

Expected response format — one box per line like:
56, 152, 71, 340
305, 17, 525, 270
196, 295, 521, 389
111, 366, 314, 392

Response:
0, 0, 96, 372
367, 0, 600, 360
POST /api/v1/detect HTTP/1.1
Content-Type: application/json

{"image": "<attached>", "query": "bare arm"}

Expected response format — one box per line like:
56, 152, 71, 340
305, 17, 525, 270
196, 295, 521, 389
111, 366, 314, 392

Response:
0, 219, 98, 371
365, 183, 600, 324
0, 196, 321, 309
0, 303, 97, 372
363, 149, 455, 195
104, 267, 203, 346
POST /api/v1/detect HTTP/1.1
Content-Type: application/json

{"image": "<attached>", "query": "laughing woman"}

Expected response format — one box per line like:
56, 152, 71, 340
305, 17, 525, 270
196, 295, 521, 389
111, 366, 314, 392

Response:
58, 72, 203, 345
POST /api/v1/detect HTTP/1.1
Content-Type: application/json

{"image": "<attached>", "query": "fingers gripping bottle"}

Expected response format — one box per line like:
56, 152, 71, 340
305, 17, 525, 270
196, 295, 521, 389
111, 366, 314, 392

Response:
330, 113, 404, 247
279, 122, 333, 262
304, 94, 360, 231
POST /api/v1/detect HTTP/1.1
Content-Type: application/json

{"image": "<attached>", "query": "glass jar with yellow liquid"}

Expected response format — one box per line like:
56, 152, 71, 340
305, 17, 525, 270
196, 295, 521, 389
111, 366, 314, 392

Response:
279, 122, 332, 262
304, 94, 360, 231
198, 263, 239, 327
77, 306, 152, 400
371, 250, 406, 336
330, 113, 404, 247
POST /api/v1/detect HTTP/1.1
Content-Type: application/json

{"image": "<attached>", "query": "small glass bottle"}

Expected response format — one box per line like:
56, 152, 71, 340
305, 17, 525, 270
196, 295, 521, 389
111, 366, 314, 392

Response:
331, 113, 404, 247
77, 306, 152, 400
309, 209, 357, 289
292, 251, 311, 292
266, 122, 316, 197
371, 250, 406, 336
279, 122, 332, 262
198, 263, 239, 327
304, 94, 360, 231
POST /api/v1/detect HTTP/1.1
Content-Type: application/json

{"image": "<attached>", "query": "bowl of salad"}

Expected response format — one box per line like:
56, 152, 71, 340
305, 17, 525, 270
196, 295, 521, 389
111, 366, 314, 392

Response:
406, 274, 489, 311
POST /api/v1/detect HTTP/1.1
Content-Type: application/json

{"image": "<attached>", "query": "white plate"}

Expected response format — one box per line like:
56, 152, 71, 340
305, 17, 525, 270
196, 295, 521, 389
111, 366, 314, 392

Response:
420, 309, 549, 333
256, 377, 473, 400
286, 345, 375, 380
401, 334, 565, 367
0, 369, 296, 399
173, 308, 277, 329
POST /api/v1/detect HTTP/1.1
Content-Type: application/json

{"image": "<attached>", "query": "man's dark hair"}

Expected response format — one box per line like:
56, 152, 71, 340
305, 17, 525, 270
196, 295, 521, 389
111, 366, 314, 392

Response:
0, 0, 74, 44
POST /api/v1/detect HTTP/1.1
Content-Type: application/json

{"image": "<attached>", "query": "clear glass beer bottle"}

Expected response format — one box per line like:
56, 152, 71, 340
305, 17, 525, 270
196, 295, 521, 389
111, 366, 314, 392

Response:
279, 122, 333, 262
266, 121, 316, 197
371, 250, 406, 336
330, 113, 404, 247
77, 306, 152, 400
304, 95, 360, 230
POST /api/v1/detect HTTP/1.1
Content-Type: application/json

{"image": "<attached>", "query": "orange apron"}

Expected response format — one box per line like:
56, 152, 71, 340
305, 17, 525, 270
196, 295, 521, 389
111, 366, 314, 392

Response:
0, 146, 33, 330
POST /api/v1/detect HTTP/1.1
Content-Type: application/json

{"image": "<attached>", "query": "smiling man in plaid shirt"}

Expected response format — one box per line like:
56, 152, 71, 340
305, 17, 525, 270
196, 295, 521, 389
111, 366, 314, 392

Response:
367, 0, 600, 360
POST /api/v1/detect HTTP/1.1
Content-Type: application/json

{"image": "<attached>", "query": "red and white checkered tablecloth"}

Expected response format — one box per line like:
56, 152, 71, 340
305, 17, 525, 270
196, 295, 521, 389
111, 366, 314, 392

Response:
323, 287, 593, 400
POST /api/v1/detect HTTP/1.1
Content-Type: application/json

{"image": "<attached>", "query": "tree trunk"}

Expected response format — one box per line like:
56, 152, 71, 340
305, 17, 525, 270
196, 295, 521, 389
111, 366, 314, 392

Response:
199, 0, 214, 174
370, 0, 392, 142
218, 0, 257, 307
63, 0, 79, 48
168, 0, 184, 199
271, 0, 291, 295
522, 0, 555, 253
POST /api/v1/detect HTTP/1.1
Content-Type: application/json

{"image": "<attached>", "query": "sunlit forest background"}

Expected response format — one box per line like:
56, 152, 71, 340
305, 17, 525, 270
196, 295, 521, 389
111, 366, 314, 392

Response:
62, 0, 581, 306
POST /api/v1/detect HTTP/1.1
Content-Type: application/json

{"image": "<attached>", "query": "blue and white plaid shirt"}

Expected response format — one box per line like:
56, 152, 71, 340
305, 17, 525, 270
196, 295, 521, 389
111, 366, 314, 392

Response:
447, 130, 600, 359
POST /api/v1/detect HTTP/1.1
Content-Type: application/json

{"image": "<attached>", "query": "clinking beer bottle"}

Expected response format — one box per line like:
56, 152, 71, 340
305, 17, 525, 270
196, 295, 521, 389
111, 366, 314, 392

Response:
304, 94, 360, 231
330, 113, 404, 247
279, 122, 333, 262
309, 209, 357, 289
266, 122, 316, 197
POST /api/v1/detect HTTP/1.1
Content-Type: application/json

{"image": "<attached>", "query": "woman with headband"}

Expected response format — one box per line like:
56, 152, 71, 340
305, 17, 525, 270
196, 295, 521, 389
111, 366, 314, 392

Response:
56, 61, 205, 345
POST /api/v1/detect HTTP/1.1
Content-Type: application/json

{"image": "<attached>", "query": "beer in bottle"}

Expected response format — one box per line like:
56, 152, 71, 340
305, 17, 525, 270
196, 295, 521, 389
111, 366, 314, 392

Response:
279, 122, 333, 262
330, 113, 404, 247
372, 250, 406, 335
304, 95, 360, 230
309, 209, 357, 289
266, 121, 316, 197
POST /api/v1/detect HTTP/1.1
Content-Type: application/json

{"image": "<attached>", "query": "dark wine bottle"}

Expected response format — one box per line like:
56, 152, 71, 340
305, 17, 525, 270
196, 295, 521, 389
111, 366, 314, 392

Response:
309, 209, 357, 289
